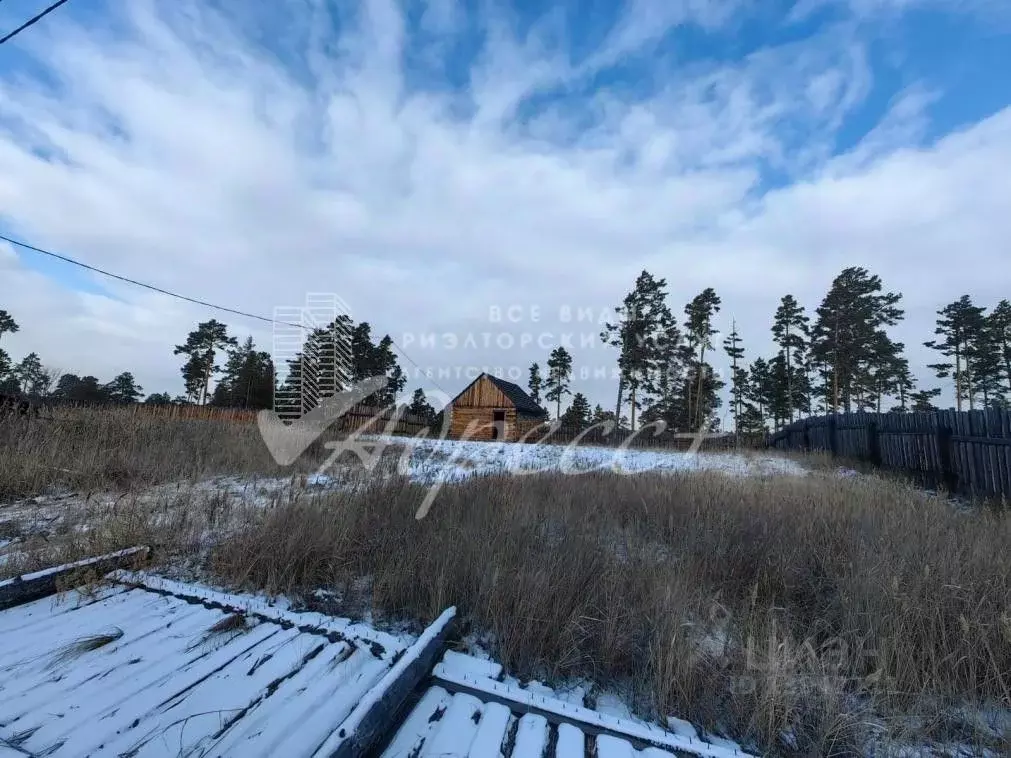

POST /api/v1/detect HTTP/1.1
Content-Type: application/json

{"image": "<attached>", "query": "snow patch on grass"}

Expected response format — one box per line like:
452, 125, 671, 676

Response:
365, 435, 808, 484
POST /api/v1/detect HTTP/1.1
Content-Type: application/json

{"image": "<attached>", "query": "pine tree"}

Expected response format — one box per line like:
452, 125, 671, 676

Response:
858, 333, 906, 413
104, 372, 144, 404
990, 300, 1011, 396
407, 388, 438, 425
312, 315, 353, 399
771, 295, 810, 422
52, 374, 109, 404
601, 271, 674, 430
747, 357, 773, 424
810, 267, 903, 413
924, 296, 986, 411
144, 392, 174, 405
0, 309, 18, 342
173, 320, 237, 405
373, 335, 406, 406
722, 320, 746, 434
767, 354, 791, 430
211, 336, 276, 409
348, 323, 405, 406
13, 352, 45, 395
350, 322, 379, 382
969, 316, 1004, 408
641, 316, 685, 431
590, 404, 613, 424
910, 388, 942, 412
887, 354, 916, 412
683, 288, 722, 430
737, 403, 767, 435
561, 392, 592, 429
545, 346, 573, 419
0, 349, 12, 389
528, 363, 543, 406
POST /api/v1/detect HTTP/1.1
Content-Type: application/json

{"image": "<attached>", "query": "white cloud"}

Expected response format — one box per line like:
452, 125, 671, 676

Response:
0, 0, 1008, 419
790, 0, 1011, 24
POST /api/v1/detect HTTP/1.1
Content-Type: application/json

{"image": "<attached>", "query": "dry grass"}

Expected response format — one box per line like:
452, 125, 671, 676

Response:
0, 407, 343, 501
51, 628, 125, 665
214, 471, 1011, 756
3, 407, 1009, 755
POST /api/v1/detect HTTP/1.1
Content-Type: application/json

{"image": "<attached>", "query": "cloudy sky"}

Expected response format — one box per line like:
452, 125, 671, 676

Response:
1, 0, 1009, 419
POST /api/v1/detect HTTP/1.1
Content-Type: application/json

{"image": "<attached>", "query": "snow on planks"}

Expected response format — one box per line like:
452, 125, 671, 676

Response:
381, 652, 756, 758
0, 576, 449, 758
381, 687, 686, 757
424, 653, 754, 758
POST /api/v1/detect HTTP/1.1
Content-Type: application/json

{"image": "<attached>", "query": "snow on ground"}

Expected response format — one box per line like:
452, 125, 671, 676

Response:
351, 434, 809, 485
1, 437, 807, 575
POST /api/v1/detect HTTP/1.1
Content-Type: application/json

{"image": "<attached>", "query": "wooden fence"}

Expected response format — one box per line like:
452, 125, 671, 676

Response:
768, 409, 1011, 501
129, 404, 258, 423
43, 400, 432, 437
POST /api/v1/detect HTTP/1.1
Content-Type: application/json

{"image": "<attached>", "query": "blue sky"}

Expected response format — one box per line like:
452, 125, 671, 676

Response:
0, 0, 1009, 416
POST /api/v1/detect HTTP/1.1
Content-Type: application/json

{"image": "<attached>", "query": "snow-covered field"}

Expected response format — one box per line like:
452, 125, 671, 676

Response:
342, 434, 809, 484
2, 437, 1006, 757
1, 437, 807, 571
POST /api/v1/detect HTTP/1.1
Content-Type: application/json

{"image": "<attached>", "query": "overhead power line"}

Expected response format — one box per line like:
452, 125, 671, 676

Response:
0, 0, 71, 46
0, 232, 448, 395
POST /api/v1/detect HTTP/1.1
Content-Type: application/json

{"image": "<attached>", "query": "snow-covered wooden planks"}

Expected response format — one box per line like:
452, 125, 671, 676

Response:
378, 687, 687, 758
426, 652, 755, 758
0, 546, 149, 610
0, 575, 455, 758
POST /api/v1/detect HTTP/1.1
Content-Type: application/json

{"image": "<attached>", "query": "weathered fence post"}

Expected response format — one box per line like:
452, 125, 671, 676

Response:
867, 421, 882, 467
828, 416, 838, 457
936, 425, 958, 494
802, 421, 811, 453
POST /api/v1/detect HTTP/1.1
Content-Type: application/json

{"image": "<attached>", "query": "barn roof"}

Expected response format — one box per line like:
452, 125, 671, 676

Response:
483, 374, 548, 417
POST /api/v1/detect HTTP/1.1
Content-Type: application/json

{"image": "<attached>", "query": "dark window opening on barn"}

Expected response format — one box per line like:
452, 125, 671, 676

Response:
492, 409, 506, 440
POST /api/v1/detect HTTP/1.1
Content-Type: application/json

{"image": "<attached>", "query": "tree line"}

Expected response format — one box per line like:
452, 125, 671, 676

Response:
0, 308, 440, 424
521, 267, 1011, 434
4, 266, 1009, 434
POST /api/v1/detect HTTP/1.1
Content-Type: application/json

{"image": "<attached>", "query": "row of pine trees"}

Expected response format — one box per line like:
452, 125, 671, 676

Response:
3, 265, 1010, 433
522, 267, 1011, 433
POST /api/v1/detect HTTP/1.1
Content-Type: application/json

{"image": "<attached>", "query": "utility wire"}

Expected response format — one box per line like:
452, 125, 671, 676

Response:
0, 0, 71, 46
0, 232, 450, 395
1, 232, 304, 327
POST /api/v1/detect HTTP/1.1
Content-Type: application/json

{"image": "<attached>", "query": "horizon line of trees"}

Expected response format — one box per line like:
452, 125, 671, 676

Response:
0, 309, 441, 426
4, 267, 1009, 434
521, 267, 1011, 435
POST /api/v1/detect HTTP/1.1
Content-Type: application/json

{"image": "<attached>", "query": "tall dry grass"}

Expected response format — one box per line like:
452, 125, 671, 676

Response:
3, 407, 1009, 754
0, 406, 400, 579
214, 471, 1011, 756
0, 407, 341, 500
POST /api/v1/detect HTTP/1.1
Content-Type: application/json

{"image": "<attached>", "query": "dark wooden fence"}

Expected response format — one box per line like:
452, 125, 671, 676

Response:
29, 399, 432, 437
131, 401, 432, 437
768, 410, 1011, 501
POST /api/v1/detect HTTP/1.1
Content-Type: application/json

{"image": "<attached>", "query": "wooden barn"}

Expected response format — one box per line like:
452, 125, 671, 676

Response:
446, 373, 549, 441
